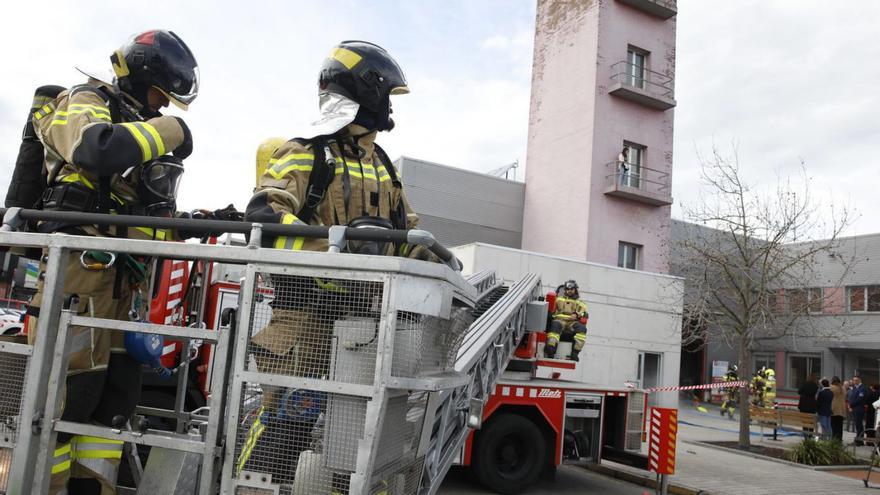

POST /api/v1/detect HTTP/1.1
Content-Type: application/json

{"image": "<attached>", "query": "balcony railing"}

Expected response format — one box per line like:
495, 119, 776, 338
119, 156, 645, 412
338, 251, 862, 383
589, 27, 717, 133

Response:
604, 160, 673, 206
609, 61, 676, 110
616, 0, 677, 19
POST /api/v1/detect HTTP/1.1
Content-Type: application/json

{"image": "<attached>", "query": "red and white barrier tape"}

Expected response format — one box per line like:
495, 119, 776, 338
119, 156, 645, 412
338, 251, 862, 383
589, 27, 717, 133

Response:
644, 381, 748, 393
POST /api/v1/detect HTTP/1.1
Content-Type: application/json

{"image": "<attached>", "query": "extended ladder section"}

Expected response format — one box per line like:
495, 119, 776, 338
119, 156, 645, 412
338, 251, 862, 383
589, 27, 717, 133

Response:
417, 272, 546, 495
0, 209, 546, 495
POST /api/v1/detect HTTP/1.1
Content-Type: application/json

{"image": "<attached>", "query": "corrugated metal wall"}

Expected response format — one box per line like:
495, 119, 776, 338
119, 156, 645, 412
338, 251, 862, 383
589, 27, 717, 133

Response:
397, 157, 524, 248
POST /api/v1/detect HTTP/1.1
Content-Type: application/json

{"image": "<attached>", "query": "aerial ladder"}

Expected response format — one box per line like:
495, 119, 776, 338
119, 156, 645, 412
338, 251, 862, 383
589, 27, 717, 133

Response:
0, 208, 546, 495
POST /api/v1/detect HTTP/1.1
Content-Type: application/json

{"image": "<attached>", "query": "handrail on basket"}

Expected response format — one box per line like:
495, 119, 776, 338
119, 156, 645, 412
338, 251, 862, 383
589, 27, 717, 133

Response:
0, 207, 460, 270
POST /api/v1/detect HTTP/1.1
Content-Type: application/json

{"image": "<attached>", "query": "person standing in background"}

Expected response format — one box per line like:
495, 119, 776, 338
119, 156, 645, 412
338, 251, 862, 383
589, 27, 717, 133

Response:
831, 376, 846, 442
816, 379, 833, 438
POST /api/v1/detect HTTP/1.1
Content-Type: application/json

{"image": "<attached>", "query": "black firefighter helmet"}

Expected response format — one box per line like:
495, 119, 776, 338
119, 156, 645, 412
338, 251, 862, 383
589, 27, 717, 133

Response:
319, 40, 409, 131
111, 30, 199, 114
561, 280, 580, 298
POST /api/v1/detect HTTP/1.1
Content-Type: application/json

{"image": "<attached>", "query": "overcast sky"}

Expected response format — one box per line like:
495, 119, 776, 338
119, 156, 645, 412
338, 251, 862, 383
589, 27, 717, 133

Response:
1, 1, 878, 235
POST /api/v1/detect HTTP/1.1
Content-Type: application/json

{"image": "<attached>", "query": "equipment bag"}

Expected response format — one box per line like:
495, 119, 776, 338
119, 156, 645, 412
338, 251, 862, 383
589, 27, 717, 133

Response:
5, 85, 66, 210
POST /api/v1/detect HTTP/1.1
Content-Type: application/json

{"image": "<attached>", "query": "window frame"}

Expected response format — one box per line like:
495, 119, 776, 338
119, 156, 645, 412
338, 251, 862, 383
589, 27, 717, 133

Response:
618, 241, 642, 270
847, 285, 880, 312
622, 141, 645, 188
787, 353, 822, 390
627, 45, 649, 89
753, 353, 774, 375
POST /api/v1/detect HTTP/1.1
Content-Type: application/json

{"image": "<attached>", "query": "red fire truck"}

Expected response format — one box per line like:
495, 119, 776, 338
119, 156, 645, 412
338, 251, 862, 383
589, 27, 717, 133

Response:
146, 255, 649, 493
458, 329, 648, 493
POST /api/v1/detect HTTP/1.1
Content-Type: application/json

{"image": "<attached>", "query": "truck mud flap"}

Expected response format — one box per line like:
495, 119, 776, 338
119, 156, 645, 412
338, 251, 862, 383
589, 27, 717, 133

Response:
601, 446, 649, 470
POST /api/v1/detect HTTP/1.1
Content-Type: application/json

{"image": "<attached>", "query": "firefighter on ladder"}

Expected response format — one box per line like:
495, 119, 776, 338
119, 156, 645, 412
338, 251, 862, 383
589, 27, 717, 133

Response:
25, 30, 200, 494
239, 41, 428, 492
545, 280, 588, 361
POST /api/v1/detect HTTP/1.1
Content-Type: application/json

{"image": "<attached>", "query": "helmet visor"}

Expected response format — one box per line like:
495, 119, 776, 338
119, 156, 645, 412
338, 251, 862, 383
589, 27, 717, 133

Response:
155, 66, 199, 110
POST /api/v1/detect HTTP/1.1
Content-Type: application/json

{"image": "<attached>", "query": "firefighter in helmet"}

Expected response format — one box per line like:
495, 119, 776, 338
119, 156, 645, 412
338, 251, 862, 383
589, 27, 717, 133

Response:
720, 364, 739, 419
239, 41, 427, 489
545, 280, 589, 361
750, 366, 777, 408
25, 30, 201, 494
764, 367, 777, 407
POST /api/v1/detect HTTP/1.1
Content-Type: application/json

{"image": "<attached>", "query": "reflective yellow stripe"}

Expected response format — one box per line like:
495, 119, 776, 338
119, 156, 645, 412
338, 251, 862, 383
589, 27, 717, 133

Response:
330, 46, 362, 69
59, 174, 125, 205
274, 214, 305, 250
61, 173, 95, 189
121, 122, 154, 161
51, 442, 72, 474
50, 108, 112, 126
75, 449, 123, 459
574, 333, 586, 342
72, 435, 123, 459
135, 226, 169, 240
34, 104, 55, 120
69, 103, 109, 113
268, 153, 314, 179
51, 459, 71, 474
335, 162, 389, 181
237, 411, 266, 475
315, 278, 346, 293
546, 332, 560, 341
74, 435, 124, 445
138, 122, 166, 156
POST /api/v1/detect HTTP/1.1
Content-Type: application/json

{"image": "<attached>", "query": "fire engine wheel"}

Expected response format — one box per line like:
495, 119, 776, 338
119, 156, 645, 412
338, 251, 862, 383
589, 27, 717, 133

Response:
473, 413, 546, 494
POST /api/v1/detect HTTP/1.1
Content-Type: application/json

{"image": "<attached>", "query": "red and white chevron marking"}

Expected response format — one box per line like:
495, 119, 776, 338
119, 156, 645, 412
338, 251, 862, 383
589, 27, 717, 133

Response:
645, 380, 747, 393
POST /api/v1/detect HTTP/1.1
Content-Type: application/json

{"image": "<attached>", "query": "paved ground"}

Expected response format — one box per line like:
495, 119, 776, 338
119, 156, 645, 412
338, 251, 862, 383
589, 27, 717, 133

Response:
438, 465, 649, 495
607, 399, 879, 495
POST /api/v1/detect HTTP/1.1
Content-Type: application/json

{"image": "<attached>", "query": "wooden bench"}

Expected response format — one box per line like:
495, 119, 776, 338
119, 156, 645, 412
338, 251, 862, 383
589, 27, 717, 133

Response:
749, 406, 818, 440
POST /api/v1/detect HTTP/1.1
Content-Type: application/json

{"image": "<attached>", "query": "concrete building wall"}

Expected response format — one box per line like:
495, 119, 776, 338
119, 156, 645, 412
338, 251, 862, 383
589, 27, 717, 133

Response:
522, 0, 676, 274
588, 0, 675, 274
397, 156, 524, 248
452, 242, 684, 408
522, 0, 600, 259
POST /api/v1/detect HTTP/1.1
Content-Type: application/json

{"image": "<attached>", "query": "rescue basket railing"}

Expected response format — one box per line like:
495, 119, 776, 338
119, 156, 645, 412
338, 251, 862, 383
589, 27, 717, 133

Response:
0, 207, 460, 270
0, 209, 542, 495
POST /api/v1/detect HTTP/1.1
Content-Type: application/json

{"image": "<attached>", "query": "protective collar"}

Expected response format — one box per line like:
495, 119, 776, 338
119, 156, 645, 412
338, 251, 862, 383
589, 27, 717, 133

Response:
76, 65, 153, 117
306, 92, 360, 138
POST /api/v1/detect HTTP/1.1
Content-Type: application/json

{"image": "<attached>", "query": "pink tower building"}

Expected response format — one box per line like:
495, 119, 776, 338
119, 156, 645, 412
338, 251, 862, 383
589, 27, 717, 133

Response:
522, 0, 677, 274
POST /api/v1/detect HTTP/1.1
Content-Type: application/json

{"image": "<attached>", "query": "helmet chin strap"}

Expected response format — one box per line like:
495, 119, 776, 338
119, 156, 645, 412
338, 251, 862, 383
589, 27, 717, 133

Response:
114, 81, 160, 119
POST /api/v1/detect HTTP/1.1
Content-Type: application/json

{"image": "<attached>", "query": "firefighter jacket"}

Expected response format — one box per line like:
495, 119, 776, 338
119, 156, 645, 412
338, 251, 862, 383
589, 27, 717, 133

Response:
552, 296, 588, 327
32, 79, 187, 240
245, 124, 419, 253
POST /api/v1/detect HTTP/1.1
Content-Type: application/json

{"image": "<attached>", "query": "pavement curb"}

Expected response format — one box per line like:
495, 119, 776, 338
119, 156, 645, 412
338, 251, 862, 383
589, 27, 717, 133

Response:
687, 440, 870, 472
586, 463, 710, 495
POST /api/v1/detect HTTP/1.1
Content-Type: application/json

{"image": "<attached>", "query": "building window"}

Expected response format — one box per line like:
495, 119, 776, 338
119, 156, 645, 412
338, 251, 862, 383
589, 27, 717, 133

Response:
754, 353, 774, 374
637, 351, 663, 389
848, 285, 880, 312
784, 287, 823, 314
808, 288, 823, 314
627, 46, 648, 89
618, 242, 641, 270
788, 354, 821, 389
621, 141, 645, 188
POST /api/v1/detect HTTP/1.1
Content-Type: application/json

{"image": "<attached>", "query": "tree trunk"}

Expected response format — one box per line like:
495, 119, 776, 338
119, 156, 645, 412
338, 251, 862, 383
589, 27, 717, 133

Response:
738, 341, 751, 449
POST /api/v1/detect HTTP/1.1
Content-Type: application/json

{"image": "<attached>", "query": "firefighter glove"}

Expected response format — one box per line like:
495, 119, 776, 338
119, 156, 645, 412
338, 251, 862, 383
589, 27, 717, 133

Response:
172, 117, 193, 159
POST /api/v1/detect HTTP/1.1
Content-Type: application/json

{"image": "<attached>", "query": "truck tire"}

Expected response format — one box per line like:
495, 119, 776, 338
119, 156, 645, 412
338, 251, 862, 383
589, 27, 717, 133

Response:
472, 413, 547, 494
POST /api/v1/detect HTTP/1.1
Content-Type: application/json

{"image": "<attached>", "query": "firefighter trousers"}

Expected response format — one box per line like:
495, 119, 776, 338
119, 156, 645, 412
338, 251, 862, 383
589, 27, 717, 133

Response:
238, 308, 334, 480
545, 320, 587, 358
28, 251, 143, 494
